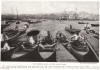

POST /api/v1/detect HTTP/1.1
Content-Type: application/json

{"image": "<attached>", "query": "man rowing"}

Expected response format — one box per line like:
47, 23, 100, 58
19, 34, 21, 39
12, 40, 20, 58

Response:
38, 30, 56, 49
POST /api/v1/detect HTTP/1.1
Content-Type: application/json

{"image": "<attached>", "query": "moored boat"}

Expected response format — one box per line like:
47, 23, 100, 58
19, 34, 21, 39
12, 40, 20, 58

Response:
58, 31, 99, 62
91, 24, 99, 27
68, 42, 89, 61
11, 45, 43, 61
38, 43, 57, 62
78, 22, 87, 24
1, 41, 16, 61
65, 27, 81, 35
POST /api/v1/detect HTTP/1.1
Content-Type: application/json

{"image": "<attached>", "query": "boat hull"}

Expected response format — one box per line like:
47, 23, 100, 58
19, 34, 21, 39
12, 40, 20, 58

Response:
91, 24, 99, 27
78, 22, 87, 24
65, 27, 81, 34
62, 43, 89, 62
1, 47, 16, 61
38, 44, 56, 62
11, 47, 43, 61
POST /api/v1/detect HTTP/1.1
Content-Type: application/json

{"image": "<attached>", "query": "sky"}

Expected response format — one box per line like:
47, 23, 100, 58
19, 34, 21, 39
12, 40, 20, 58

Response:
2, 1, 99, 15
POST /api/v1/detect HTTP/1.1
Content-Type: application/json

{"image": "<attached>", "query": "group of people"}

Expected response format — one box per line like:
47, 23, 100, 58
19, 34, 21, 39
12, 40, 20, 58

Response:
1, 21, 56, 50
1, 22, 86, 51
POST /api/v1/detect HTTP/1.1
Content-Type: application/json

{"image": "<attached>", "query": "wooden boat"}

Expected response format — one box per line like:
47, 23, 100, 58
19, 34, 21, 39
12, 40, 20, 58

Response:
1, 41, 16, 61
65, 27, 81, 34
91, 24, 99, 27
1, 24, 10, 33
11, 41, 56, 62
62, 40, 90, 61
11, 41, 56, 61
78, 22, 87, 24
11, 29, 56, 61
56, 31, 90, 61
1, 31, 20, 61
38, 43, 56, 61
93, 35, 99, 39
61, 35, 99, 62
2, 29, 41, 61
11, 45, 43, 61
59, 29, 99, 62
28, 20, 41, 24
1, 31, 24, 61
11, 29, 41, 61
1, 47, 16, 61
69, 43, 89, 61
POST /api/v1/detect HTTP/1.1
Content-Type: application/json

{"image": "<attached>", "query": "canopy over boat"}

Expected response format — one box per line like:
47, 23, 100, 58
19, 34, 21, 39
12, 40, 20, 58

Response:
27, 30, 40, 36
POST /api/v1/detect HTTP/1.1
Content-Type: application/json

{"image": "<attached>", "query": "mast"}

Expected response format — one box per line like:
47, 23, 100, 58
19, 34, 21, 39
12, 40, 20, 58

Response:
74, 8, 78, 20
16, 8, 19, 20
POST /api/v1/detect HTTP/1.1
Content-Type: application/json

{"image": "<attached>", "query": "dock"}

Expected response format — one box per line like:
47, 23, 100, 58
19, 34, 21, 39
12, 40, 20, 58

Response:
56, 43, 78, 62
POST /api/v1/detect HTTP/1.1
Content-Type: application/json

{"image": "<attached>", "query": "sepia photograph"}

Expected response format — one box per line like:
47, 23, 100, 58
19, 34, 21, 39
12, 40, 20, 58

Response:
1, 1, 99, 62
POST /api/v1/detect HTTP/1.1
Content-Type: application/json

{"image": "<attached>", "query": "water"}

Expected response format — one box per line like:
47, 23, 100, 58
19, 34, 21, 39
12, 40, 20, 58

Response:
2, 20, 99, 62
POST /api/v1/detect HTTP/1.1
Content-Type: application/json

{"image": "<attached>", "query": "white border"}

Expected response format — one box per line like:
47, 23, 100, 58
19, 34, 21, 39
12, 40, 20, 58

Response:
0, 0, 100, 70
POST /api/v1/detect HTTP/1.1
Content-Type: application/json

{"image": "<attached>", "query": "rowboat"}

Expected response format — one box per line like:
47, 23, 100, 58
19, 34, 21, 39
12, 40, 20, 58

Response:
91, 24, 99, 27
56, 31, 90, 62
60, 32, 99, 62
61, 40, 89, 62
28, 20, 41, 24
69, 43, 89, 61
38, 43, 56, 62
1, 41, 16, 61
11, 29, 41, 61
10, 29, 56, 62
1, 31, 20, 61
65, 27, 81, 34
11, 45, 43, 61
78, 22, 87, 24
1, 29, 42, 61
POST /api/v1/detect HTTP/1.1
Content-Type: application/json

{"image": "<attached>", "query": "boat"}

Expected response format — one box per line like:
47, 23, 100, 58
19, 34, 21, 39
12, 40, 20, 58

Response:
65, 27, 81, 34
93, 35, 99, 39
1, 31, 19, 61
91, 24, 99, 27
8, 30, 41, 61
11, 45, 43, 61
11, 29, 56, 62
56, 31, 89, 61
58, 31, 99, 62
69, 42, 89, 61
37, 31, 57, 61
1, 40, 16, 61
11, 41, 56, 61
60, 38, 90, 62
78, 22, 87, 24
28, 20, 41, 24
1, 31, 24, 61
1, 47, 16, 61
38, 43, 56, 62
1, 23, 10, 33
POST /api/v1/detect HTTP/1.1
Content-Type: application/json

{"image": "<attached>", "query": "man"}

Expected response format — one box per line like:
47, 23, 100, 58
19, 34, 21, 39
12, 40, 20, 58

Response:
15, 21, 20, 30
22, 35, 37, 49
70, 24, 72, 30
71, 32, 84, 47
38, 30, 55, 49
